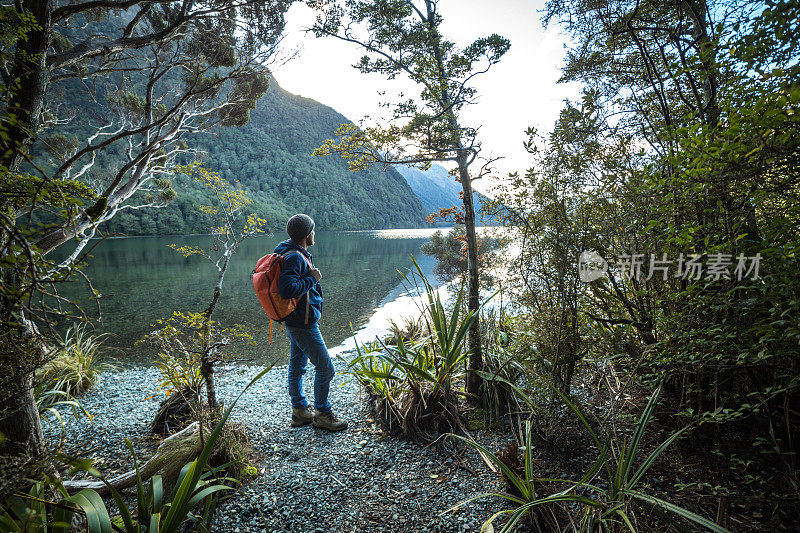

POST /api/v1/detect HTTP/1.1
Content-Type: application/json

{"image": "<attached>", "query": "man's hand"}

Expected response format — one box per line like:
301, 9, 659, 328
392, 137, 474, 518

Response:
310, 268, 322, 281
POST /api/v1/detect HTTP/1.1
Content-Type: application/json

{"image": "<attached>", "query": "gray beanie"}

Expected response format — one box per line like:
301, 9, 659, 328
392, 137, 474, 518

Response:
286, 214, 315, 242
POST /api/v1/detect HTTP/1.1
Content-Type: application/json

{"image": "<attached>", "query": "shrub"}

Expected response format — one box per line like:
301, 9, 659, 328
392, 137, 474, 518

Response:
346, 258, 478, 442
421, 225, 503, 288
475, 310, 532, 424
41, 324, 113, 397
453, 386, 731, 532
34, 325, 107, 447
209, 422, 259, 483
384, 316, 428, 346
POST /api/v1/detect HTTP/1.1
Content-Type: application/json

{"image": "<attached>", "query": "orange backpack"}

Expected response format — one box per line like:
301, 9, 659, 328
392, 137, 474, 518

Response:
252, 250, 312, 342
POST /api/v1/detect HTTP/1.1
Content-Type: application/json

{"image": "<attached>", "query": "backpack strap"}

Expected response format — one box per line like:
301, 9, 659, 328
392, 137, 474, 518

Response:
282, 250, 314, 324
282, 249, 313, 269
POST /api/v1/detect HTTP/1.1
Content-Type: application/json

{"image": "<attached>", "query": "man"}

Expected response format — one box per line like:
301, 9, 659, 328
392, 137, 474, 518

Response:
274, 214, 348, 431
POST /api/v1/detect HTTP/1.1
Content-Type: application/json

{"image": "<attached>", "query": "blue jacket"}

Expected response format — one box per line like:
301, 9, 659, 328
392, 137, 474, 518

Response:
274, 239, 323, 328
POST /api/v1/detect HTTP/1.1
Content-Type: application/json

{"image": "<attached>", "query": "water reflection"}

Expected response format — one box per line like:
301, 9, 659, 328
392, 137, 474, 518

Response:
53, 229, 442, 367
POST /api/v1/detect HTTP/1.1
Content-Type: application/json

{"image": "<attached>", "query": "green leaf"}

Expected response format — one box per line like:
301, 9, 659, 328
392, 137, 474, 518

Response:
67, 490, 113, 533
624, 490, 731, 532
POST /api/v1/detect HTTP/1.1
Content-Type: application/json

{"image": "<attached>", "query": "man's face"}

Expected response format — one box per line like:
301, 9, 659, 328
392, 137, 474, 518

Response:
307, 229, 315, 247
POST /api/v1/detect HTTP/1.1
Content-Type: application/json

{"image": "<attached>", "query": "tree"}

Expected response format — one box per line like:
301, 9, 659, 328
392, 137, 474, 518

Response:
159, 164, 268, 415
310, 0, 509, 400
492, 0, 800, 474
0, 0, 288, 489
421, 225, 501, 288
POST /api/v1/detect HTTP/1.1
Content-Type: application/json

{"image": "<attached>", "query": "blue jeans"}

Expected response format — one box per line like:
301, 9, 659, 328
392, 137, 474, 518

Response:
286, 324, 334, 413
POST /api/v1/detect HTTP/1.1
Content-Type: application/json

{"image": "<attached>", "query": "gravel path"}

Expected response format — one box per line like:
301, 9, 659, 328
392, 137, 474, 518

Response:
49, 357, 508, 532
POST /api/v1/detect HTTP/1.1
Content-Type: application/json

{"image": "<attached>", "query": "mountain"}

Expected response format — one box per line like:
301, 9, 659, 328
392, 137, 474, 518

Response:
44, 72, 430, 235
110, 77, 431, 235
394, 164, 494, 224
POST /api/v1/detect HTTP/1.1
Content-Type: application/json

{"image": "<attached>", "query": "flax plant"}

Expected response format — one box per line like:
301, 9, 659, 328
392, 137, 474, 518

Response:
453, 386, 731, 532
346, 257, 479, 440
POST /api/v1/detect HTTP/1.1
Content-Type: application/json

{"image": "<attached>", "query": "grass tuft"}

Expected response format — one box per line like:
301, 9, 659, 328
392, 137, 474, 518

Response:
41, 323, 115, 396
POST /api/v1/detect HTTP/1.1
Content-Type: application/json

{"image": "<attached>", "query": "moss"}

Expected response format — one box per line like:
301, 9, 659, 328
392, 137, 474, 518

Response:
466, 411, 488, 430
209, 422, 261, 482
465, 407, 502, 431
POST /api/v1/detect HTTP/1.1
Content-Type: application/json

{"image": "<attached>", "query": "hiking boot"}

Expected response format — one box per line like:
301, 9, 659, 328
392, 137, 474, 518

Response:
291, 406, 314, 427
313, 410, 348, 432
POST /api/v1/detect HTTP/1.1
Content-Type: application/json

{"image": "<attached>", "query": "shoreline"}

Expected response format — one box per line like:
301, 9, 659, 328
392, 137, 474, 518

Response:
88, 226, 453, 240
86, 224, 500, 240
51, 355, 504, 533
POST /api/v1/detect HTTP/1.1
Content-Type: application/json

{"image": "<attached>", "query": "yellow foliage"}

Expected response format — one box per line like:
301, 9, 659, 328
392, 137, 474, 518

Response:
175, 162, 254, 214
168, 244, 206, 258
312, 123, 379, 172
244, 213, 268, 235
168, 163, 268, 258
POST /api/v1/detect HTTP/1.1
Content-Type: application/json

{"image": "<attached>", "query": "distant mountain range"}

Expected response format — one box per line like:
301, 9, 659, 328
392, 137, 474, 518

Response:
395, 164, 494, 225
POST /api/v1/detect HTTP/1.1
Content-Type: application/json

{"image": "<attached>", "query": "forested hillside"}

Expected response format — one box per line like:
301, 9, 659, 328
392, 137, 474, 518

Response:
43, 74, 430, 235
117, 77, 430, 234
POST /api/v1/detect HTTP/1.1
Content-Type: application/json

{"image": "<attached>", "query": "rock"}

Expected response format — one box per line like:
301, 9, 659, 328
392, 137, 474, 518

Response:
50, 360, 502, 533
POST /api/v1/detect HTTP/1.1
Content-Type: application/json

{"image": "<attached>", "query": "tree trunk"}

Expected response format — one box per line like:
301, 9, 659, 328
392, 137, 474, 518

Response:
0, 372, 44, 455
2, 0, 53, 171
0, 319, 48, 496
201, 357, 219, 414
62, 421, 209, 496
200, 254, 230, 414
423, 0, 484, 402
456, 151, 483, 401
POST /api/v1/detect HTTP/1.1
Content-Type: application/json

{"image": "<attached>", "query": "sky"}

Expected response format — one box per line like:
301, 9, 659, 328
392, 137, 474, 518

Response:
269, 0, 582, 193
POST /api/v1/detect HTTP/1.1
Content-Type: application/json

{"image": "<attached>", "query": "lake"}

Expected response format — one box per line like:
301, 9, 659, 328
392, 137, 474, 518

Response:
54, 229, 445, 367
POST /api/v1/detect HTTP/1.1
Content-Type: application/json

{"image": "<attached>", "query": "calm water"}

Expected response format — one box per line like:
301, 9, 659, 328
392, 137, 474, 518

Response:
54, 229, 442, 367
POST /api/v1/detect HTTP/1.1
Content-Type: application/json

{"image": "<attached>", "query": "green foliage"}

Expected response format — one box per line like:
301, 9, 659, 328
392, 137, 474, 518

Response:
145, 311, 254, 399
41, 324, 113, 397
154, 348, 204, 402
421, 225, 501, 286
346, 257, 478, 440
34, 382, 92, 451
0, 367, 272, 533
34, 324, 110, 446
487, 1, 800, 481
453, 387, 729, 533
105, 90, 147, 117
473, 310, 531, 421
0, 172, 97, 214
218, 69, 270, 127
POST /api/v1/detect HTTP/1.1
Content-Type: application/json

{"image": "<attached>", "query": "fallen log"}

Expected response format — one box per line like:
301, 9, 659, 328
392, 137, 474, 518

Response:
62, 421, 210, 496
